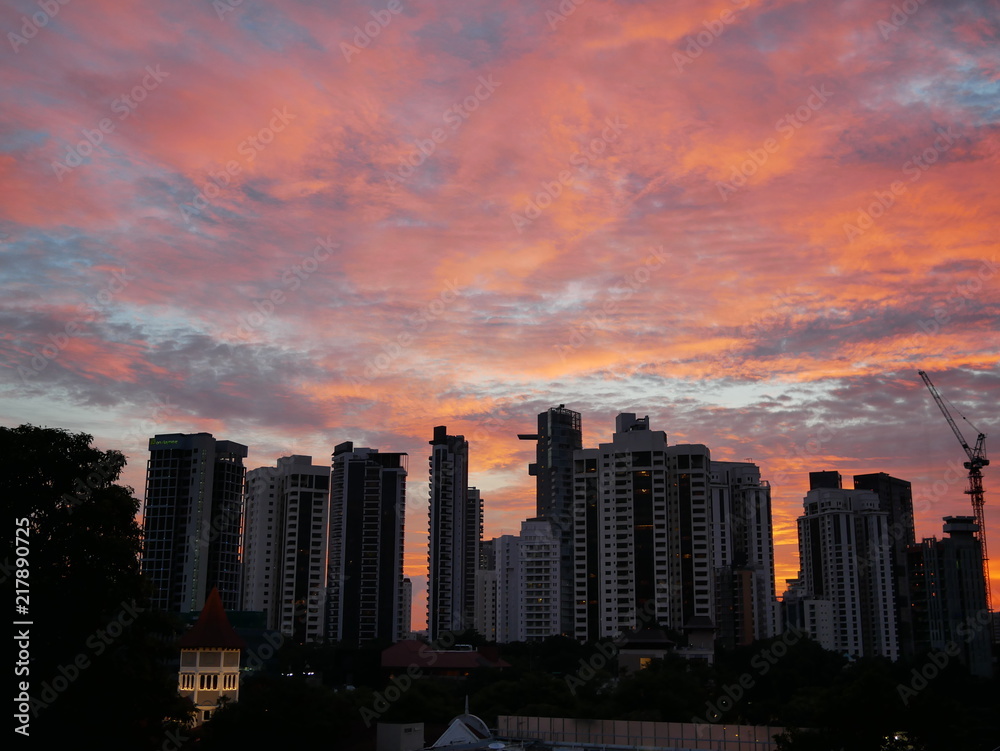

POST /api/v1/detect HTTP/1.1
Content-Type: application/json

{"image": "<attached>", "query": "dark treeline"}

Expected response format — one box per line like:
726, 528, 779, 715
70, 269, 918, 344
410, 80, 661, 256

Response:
192, 632, 998, 751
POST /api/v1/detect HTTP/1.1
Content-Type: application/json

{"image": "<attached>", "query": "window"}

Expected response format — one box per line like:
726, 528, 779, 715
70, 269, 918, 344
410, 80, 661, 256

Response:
199, 674, 219, 690
179, 673, 195, 690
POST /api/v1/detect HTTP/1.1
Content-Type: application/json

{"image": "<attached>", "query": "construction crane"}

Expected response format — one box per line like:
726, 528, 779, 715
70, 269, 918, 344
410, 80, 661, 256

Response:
918, 369, 992, 611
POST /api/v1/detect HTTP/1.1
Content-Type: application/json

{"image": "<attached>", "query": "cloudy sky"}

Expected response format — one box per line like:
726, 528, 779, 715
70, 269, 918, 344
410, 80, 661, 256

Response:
2, 0, 998, 627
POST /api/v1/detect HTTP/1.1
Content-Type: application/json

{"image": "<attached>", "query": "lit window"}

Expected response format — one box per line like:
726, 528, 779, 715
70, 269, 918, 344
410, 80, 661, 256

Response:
199, 674, 219, 690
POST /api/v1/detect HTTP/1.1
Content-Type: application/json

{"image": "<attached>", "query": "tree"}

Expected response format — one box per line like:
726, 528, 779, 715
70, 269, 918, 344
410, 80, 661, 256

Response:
2, 424, 192, 748
196, 673, 358, 747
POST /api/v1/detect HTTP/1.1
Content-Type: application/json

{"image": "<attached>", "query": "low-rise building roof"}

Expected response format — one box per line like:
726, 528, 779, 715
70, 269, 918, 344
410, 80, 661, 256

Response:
178, 587, 247, 650
382, 640, 510, 671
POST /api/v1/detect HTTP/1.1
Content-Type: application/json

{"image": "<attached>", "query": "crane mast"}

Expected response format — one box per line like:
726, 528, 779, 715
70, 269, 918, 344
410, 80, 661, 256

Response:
918, 370, 991, 611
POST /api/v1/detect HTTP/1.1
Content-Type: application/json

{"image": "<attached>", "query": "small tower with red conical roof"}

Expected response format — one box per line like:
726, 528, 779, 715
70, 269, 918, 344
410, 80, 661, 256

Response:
178, 587, 246, 724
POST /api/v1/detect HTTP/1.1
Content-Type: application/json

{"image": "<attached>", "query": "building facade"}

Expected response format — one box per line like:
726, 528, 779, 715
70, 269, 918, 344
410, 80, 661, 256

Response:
177, 587, 245, 725
494, 519, 562, 643
427, 426, 480, 640
401, 577, 413, 638
465, 486, 485, 628
572, 414, 715, 642
853, 472, 915, 657
520, 518, 562, 640
475, 539, 498, 641
790, 484, 898, 659
495, 533, 520, 643
243, 455, 330, 643
142, 433, 247, 613
710, 461, 779, 647
909, 516, 992, 677
328, 441, 408, 644
781, 577, 835, 649
519, 405, 583, 635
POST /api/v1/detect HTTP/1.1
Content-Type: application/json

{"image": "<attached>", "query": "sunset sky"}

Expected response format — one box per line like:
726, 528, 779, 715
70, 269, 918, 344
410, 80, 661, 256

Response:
2, 0, 998, 627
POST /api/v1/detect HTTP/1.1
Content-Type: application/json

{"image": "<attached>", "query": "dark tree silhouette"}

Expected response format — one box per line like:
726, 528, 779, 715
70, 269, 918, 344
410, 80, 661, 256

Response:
3, 424, 192, 749
195, 673, 361, 747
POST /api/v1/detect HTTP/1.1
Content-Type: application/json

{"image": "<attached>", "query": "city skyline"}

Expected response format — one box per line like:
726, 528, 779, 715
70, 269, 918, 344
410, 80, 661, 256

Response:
126, 405, 996, 633
2, 0, 998, 632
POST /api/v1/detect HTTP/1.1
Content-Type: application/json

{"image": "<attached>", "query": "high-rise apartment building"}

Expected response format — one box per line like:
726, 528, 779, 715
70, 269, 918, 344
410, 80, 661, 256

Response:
520, 518, 562, 640
519, 406, 583, 635
427, 426, 481, 640
327, 442, 407, 644
853, 472, 915, 656
243, 455, 330, 643
494, 519, 562, 643
400, 578, 413, 638
781, 576, 835, 648
141, 433, 247, 613
242, 465, 280, 629
710, 461, 779, 647
788, 483, 898, 659
909, 516, 992, 677
495, 533, 520, 643
572, 414, 715, 643
465, 486, 485, 625
475, 539, 498, 641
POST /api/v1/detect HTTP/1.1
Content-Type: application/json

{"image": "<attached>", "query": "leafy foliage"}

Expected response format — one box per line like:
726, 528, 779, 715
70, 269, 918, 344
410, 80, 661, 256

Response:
3, 424, 193, 749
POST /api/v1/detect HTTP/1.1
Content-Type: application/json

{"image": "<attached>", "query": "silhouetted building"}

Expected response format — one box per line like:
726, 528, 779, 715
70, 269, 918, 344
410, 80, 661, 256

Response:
909, 516, 992, 677
142, 433, 247, 613
519, 405, 583, 635
400, 578, 412, 638
243, 455, 330, 643
572, 414, 715, 643
790, 483, 898, 659
427, 426, 480, 640
854, 472, 915, 656
328, 442, 408, 643
465, 487, 484, 629
617, 628, 676, 674
809, 470, 842, 490
711, 461, 779, 648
